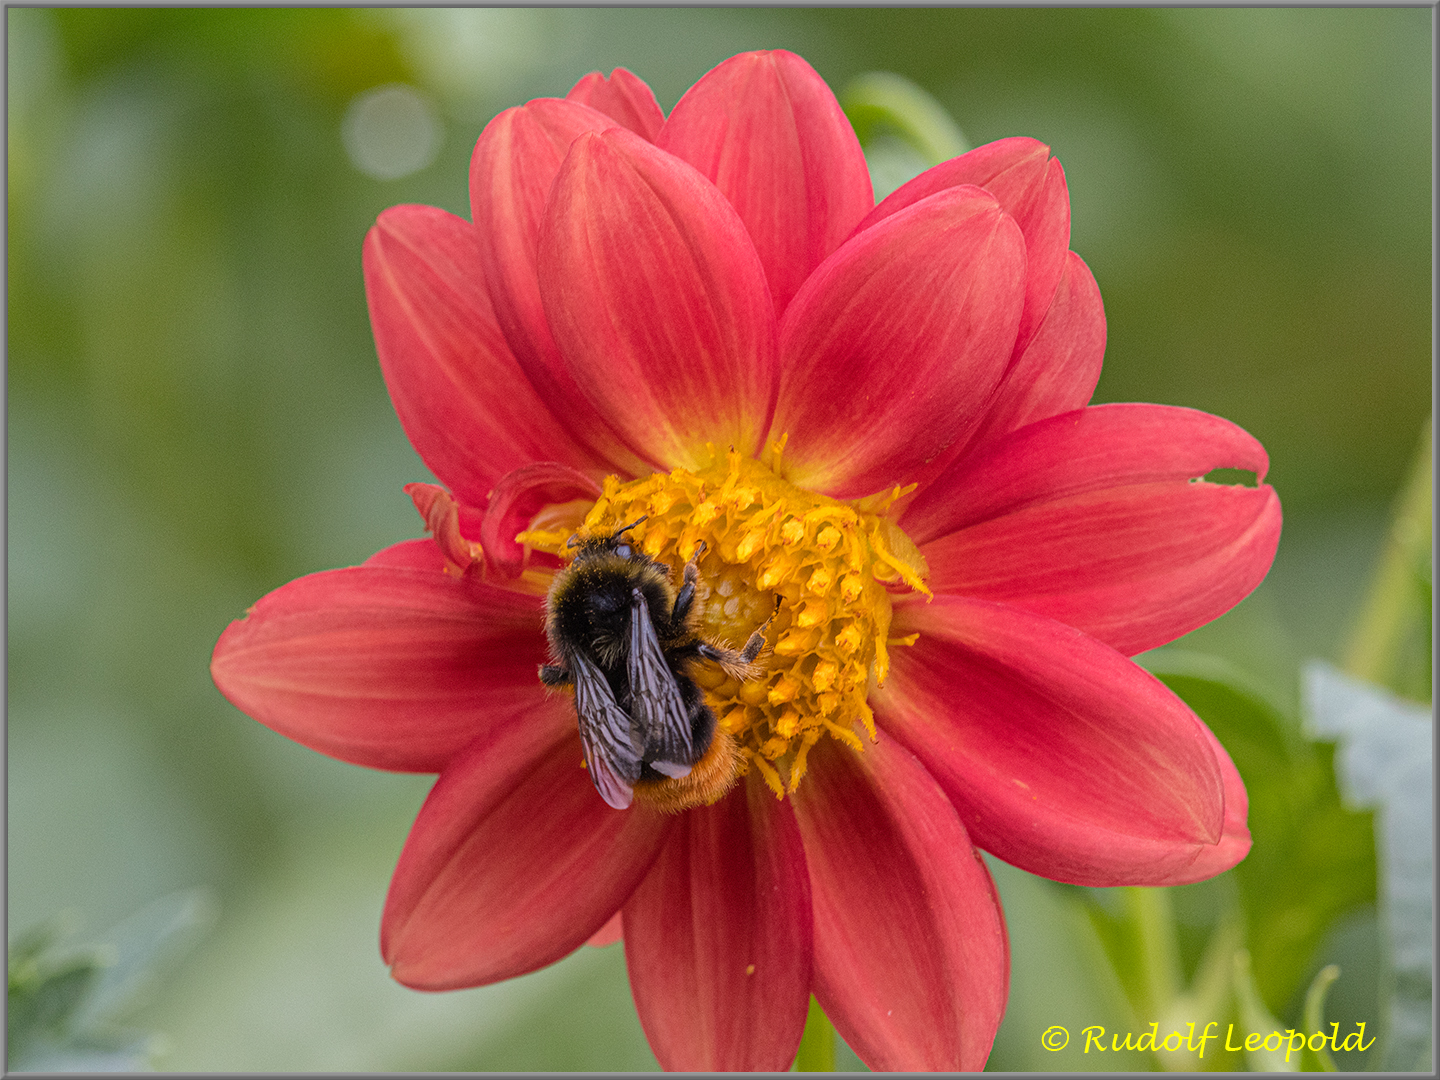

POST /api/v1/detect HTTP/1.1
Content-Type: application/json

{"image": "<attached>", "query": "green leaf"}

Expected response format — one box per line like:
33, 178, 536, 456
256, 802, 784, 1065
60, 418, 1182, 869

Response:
7, 892, 215, 1072
1141, 651, 1377, 1017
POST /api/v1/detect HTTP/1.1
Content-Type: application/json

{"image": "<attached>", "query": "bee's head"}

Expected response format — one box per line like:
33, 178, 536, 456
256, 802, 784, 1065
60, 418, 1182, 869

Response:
567, 516, 648, 563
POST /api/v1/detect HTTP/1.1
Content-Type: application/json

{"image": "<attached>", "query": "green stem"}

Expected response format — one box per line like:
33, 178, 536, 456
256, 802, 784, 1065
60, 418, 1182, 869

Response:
1123, 886, 1182, 1020
794, 995, 835, 1072
840, 72, 968, 166
1343, 416, 1432, 699
1300, 965, 1341, 1072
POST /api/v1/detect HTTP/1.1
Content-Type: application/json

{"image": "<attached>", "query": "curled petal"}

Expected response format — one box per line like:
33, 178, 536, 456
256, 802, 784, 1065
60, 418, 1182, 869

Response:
773, 186, 1025, 497
539, 128, 778, 468
624, 775, 812, 1071
791, 737, 1008, 1071
478, 463, 602, 579
567, 68, 665, 141
406, 483, 480, 574
383, 719, 674, 989
878, 596, 1247, 886
856, 136, 1070, 357
469, 98, 644, 473
364, 205, 590, 507
210, 559, 547, 773
659, 49, 873, 315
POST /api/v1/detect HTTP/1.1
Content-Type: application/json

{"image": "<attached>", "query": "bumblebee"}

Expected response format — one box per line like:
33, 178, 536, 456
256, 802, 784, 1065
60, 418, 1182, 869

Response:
539, 518, 772, 810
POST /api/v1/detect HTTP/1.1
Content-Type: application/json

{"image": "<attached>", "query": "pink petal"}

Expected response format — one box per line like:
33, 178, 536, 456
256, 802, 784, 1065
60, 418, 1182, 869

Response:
538, 128, 779, 468
791, 736, 1008, 1071
469, 98, 646, 474
959, 251, 1105, 458
478, 463, 602, 580
383, 719, 674, 989
210, 560, 547, 773
877, 595, 1248, 886
915, 407, 1282, 654
659, 49, 873, 315
623, 774, 812, 1071
567, 68, 665, 141
772, 186, 1025, 497
363, 205, 591, 508
855, 136, 1070, 357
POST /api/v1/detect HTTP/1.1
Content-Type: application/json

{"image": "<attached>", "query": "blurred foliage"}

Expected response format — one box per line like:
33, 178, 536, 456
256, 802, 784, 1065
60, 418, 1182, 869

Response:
8, 6, 1430, 1071
1343, 420, 1433, 704
8, 891, 212, 1071
1145, 654, 1377, 1018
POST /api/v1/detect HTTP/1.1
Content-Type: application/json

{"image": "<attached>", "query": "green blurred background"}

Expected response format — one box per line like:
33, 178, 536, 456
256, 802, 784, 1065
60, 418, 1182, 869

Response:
7, 7, 1430, 1071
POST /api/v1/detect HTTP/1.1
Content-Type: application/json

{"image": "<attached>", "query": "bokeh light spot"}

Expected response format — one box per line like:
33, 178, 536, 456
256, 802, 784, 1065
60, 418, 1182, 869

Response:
341, 83, 442, 181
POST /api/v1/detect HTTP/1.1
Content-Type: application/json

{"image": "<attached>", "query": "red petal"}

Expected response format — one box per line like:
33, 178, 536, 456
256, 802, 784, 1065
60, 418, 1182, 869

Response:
791, 737, 1008, 1071
915, 407, 1281, 655
905, 402, 1271, 541
363, 205, 591, 507
659, 49, 873, 315
1172, 722, 1251, 883
960, 251, 1105, 457
362, 537, 447, 572
856, 136, 1070, 357
773, 187, 1025, 497
382, 719, 674, 989
587, 909, 623, 948
478, 463, 602, 579
878, 596, 1248, 886
210, 561, 547, 773
567, 68, 665, 141
538, 128, 778, 468
469, 99, 646, 474
623, 774, 812, 1071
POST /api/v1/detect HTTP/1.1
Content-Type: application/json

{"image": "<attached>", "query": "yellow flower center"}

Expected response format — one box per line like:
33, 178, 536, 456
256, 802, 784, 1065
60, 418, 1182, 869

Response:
520, 441, 929, 801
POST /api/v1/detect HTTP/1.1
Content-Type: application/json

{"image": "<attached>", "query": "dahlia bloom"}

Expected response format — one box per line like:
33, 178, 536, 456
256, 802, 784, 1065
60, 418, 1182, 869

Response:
211, 51, 1281, 1070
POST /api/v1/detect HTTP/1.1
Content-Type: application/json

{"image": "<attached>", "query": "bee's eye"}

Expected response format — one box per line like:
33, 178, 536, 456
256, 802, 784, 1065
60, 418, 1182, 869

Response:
614, 544, 632, 559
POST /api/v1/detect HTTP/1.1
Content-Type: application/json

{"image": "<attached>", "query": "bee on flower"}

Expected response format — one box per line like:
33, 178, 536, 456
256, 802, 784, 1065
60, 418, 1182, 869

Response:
211, 50, 1280, 1071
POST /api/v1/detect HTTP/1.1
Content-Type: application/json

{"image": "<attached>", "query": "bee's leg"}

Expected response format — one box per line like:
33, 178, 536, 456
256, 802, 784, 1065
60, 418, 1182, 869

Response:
697, 597, 778, 676
737, 595, 780, 664
671, 539, 707, 624
538, 664, 572, 687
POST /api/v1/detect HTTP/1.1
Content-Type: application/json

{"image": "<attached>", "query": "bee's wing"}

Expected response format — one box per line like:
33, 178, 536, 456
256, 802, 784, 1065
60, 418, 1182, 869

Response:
571, 650, 641, 810
627, 587, 694, 777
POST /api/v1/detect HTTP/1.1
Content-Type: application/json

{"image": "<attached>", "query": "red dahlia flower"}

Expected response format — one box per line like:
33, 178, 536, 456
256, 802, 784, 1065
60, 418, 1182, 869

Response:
211, 51, 1281, 1070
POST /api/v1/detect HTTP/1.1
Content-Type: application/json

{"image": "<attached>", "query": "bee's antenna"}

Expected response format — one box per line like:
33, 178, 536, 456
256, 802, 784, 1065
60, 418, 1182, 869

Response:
615, 516, 648, 537
566, 534, 580, 550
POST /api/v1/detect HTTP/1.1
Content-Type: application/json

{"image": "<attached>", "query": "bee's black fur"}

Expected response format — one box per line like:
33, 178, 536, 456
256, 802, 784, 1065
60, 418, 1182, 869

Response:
540, 524, 770, 808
